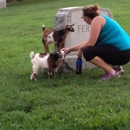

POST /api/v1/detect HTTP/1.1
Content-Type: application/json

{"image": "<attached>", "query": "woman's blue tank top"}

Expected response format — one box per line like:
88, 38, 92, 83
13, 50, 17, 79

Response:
97, 14, 130, 51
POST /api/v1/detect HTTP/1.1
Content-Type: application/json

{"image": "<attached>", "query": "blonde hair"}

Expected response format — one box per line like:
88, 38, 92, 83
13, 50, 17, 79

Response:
82, 4, 100, 19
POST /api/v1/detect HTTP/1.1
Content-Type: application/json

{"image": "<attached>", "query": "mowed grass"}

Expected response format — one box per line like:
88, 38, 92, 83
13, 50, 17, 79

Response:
0, 0, 130, 129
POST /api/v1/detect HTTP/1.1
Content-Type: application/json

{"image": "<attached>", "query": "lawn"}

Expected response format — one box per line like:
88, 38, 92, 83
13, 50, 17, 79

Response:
0, 0, 130, 129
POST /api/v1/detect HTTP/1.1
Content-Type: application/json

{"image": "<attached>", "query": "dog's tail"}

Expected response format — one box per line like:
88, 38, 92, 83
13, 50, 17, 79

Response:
30, 51, 35, 59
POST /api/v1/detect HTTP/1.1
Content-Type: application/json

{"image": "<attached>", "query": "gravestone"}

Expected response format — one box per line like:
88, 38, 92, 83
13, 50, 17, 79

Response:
54, 7, 113, 73
0, 0, 6, 9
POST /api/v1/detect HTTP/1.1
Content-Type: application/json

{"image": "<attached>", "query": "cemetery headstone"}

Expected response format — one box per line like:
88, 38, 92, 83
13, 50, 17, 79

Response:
0, 0, 6, 9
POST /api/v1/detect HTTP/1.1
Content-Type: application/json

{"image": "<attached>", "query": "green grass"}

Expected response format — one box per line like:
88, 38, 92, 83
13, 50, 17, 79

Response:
0, 0, 130, 129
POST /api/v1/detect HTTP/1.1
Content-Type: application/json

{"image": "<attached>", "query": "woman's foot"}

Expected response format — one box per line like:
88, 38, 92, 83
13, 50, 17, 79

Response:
101, 71, 120, 81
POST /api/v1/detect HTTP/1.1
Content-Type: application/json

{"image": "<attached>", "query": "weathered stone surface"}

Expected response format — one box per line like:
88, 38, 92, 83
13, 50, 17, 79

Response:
57, 56, 96, 74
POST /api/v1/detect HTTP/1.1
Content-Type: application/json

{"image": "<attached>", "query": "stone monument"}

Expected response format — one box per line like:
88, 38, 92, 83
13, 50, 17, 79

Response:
0, 0, 6, 9
54, 7, 113, 73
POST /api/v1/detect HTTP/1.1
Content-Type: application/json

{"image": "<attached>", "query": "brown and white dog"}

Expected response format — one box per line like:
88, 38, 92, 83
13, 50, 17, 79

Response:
29, 50, 66, 80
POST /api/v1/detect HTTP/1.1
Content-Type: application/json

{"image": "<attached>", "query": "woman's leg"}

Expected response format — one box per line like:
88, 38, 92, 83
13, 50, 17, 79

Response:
90, 56, 120, 80
82, 44, 130, 80
90, 56, 114, 73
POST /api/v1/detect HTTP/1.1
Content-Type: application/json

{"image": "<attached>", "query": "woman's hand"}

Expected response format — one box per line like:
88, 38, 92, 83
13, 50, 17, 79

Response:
61, 48, 71, 54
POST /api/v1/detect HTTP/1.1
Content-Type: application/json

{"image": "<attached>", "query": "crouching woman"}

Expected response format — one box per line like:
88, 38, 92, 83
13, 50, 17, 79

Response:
61, 4, 130, 80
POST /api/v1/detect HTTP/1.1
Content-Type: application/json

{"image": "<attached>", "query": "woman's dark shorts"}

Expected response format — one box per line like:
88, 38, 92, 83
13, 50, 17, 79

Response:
83, 44, 130, 65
